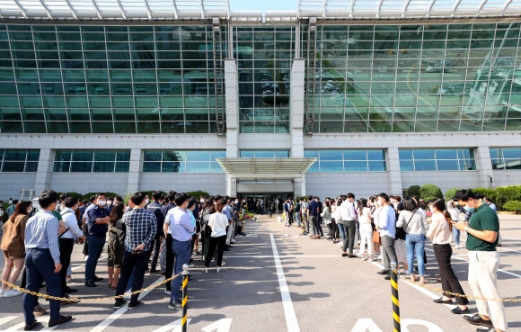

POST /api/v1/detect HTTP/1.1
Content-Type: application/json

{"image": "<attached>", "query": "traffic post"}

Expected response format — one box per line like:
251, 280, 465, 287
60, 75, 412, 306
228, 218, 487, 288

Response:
390, 261, 401, 332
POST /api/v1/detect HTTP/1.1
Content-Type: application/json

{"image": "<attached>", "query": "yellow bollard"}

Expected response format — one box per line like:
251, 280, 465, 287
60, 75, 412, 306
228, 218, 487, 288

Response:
390, 261, 401, 332
181, 264, 189, 332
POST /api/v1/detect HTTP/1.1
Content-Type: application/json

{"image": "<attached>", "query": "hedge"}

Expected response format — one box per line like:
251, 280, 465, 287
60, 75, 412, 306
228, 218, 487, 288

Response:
473, 188, 496, 203
503, 201, 521, 214
495, 186, 521, 210
419, 184, 443, 200
444, 188, 460, 202
407, 185, 421, 198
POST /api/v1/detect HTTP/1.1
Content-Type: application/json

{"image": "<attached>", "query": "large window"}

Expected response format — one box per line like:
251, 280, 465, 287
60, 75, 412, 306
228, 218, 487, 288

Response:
399, 149, 475, 171
307, 24, 521, 133
304, 150, 386, 172
142, 150, 225, 173
490, 147, 521, 170
240, 150, 289, 158
53, 150, 130, 172
0, 149, 39, 172
0, 25, 227, 134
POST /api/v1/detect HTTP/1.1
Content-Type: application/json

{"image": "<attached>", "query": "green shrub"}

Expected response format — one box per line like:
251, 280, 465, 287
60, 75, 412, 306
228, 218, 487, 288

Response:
495, 186, 521, 210
473, 188, 496, 203
503, 201, 521, 214
444, 188, 460, 201
407, 185, 421, 198
419, 184, 443, 200
187, 190, 210, 198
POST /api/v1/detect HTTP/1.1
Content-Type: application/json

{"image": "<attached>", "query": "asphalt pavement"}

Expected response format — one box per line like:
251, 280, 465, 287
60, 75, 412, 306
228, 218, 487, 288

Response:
1, 213, 520, 332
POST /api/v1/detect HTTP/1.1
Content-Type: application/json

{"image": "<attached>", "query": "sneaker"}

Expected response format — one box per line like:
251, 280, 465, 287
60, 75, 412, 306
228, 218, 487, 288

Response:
0, 289, 4, 296
168, 301, 182, 310
128, 300, 143, 310
221, 261, 226, 267
164, 289, 171, 295
202, 267, 208, 273
3, 289, 22, 298
114, 299, 127, 309
231, 239, 236, 243
361, 257, 368, 261
216, 267, 221, 273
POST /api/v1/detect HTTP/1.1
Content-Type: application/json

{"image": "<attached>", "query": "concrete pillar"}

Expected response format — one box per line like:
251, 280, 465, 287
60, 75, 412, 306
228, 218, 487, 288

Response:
224, 59, 239, 158
126, 148, 141, 194
290, 59, 306, 158
34, 148, 53, 195
293, 177, 305, 197
226, 175, 237, 197
386, 147, 403, 196
474, 146, 494, 188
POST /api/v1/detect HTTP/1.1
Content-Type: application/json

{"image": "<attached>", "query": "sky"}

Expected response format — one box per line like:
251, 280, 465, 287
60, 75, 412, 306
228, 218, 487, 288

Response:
229, 0, 297, 12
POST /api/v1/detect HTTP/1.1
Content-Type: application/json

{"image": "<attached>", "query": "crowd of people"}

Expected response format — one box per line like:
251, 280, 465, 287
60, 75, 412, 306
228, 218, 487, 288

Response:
0, 188, 508, 332
0, 190, 248, 330
276, 190, 506, 332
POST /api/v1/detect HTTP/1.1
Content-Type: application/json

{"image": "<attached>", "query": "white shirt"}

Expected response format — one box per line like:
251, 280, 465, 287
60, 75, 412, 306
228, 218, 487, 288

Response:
208, 212, 229, 238
60, 208, 84, 239
359, 207, 373, 232
339, 200, 357, 221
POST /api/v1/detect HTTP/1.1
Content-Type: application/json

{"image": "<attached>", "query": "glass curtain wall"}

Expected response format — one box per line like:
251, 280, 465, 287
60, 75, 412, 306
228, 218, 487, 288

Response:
236, 26, 293, 133
308, 23, 521, 133
0, 24, 227, 134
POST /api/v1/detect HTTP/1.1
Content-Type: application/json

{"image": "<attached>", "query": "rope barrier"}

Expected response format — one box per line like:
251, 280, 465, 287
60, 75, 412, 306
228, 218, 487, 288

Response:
390, 262, 401, 332
0, 273, 181, 303
406, 278, 521, 303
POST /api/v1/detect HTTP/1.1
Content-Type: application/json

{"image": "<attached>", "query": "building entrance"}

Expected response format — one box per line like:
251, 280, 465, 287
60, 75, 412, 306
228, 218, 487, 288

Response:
239, 193, 292, 215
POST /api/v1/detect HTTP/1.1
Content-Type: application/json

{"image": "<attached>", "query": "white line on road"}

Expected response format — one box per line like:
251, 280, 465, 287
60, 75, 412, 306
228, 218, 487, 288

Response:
225, 254, 349, 259
0, 317, 17, 328
151, 318, 192, 332
270, 233, 300, 332
89, 276, 164, 332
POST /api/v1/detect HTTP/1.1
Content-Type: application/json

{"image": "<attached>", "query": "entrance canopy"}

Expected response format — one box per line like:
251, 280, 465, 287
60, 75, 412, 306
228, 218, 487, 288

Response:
216, 158, 317, 179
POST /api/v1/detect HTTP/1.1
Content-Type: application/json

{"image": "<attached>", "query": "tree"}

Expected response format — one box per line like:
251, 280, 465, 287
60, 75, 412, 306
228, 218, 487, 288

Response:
419, 184, 443, 200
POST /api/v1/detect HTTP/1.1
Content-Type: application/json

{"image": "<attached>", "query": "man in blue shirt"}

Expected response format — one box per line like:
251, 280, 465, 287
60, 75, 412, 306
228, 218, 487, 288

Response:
165, 193, 195, 310
147, 191, 165, 273
114, 192, 157, 310
6, 199, 18, 218
23, 191, 72, 331
375, 193, 397, 280
85, 193, 110, 287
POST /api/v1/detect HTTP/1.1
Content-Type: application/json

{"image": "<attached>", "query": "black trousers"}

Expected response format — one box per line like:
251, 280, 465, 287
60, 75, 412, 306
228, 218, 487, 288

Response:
115, 249, 151, 305
204, 235, 226, 267
327, 223, 336, 237
82, 224, 89, 256
433, 243, 469, 305
150, 236, 161, 271
342, 220, 357, 254
59, 238, 75, 295
165, 234, 175, 291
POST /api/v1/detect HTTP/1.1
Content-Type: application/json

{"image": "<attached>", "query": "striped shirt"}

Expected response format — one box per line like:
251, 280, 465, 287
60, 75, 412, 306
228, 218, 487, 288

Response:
121, 208, 157, 252
24, 210, 61, 264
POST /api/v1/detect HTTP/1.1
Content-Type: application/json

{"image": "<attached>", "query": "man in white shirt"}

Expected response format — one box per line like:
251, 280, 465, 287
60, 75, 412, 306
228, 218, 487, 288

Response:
340, 193, 358, 257
375, 193, 397, 280
59, 197, 85, 295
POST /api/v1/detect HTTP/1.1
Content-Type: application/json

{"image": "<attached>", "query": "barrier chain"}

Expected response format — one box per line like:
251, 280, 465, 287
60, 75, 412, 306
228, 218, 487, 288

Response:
390, 262, 401, 332
0, 273, 181, 303
406, 278, 521, 303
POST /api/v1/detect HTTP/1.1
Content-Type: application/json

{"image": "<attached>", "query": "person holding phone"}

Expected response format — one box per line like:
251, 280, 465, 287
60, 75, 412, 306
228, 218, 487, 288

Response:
113, 192, 157, 310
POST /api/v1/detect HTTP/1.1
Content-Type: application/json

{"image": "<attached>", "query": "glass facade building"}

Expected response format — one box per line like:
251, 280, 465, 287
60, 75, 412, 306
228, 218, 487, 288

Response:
0, 9, 520, 199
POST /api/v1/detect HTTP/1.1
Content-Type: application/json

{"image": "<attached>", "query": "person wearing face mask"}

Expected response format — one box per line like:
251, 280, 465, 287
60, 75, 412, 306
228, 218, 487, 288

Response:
452, 190, 507, 332
146, 191, 165, 273
85, 193, 110, 287
106, 197, 114, 214
59, 197, 86, 295
1, 200, 32, 298
23, 190, 72, 330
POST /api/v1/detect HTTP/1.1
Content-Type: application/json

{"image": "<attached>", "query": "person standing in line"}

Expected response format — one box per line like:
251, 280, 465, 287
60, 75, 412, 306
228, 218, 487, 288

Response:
357, 198, 374, 261
283, 199, 291, 227
166, 193, 195, 310
308, 196, 320, 239
396, 198, 428, 284
340, 193, 357, 257
23, 190, 72, 331
375, 193, 397, 280
114, 192, 157, 310
146, 191, 165, 273
59, 197, 85, 295
81, 195, 97, 259
453, 190, 507, 332
107, 203, 126, 288
322, 201, 333, 239
1, 200, 32, 297
300, 198, 309, 236
6, 199, 18, 218
160, 191, 176, 280
85, 193, 110, 287
426, 198, 469, 315
447, 200, 463, 249
222, 198, 234, 250
203, 198, 229, 273
484, 196, 502, 247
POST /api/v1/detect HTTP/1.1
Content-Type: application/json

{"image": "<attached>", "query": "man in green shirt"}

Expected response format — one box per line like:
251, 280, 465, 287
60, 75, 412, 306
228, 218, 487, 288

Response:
453, 189, 507, 332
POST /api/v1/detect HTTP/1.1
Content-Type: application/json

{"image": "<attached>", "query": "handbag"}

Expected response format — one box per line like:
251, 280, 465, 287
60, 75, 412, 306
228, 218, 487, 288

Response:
396, 210, 416, 241
372, 230, 380, 243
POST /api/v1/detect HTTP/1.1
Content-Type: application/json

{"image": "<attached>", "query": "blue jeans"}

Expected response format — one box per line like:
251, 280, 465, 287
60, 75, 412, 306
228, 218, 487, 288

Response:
296, 213, 301, 227
337, 223, 346, 241
85, 235, 105, 282
405, 233, 426, 276
453, 227, 460, 245
24, 249, 62, 324
170, 239, 191, 303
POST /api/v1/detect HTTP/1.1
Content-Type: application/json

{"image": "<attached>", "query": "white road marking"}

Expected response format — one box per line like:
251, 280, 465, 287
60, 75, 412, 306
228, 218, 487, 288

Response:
270, 233, 300, 332
402, 319, 443, 332
151, 318, 192, 332
351, 318, 383, 332
225, 254, 350, 259
201, 318, 232, 332
5, 322, 26, 331
0, 317, 17, 327
89, 276, 164, 332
